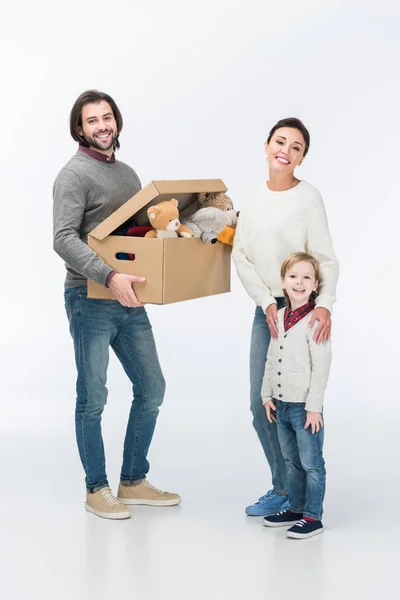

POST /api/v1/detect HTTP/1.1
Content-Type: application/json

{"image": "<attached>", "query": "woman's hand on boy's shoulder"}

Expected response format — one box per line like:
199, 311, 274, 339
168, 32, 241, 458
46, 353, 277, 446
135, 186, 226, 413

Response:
309, 307, 331, 344
305, 411, 323, 434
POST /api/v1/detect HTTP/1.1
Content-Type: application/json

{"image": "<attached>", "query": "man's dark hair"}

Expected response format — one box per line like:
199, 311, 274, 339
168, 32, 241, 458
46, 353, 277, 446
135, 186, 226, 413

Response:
70, 89, 123, 150
267, 117, 310, 156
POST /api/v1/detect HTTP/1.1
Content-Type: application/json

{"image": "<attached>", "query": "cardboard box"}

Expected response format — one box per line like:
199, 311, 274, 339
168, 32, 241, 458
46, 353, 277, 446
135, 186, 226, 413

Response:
87, 179, 232, 304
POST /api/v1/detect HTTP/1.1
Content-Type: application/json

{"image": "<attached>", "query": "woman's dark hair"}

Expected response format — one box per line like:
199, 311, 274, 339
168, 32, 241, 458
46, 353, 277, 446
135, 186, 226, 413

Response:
70, 89, 123, 150
267, 117, 310, 156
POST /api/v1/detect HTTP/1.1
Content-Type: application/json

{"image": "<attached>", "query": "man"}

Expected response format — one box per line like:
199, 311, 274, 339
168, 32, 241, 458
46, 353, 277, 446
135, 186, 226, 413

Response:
53, 90, 180, 519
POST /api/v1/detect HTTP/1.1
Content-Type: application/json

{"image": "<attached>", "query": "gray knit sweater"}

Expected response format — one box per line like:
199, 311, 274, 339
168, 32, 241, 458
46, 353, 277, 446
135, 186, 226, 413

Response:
53, 150, 141, 288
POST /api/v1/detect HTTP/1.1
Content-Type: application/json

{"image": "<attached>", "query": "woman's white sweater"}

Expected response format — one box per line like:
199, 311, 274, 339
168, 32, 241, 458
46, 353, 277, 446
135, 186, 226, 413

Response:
232, 181, 339, 313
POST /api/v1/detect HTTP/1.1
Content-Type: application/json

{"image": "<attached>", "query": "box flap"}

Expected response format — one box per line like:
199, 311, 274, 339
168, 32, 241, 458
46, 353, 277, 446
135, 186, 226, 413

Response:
89, 179, 227, 241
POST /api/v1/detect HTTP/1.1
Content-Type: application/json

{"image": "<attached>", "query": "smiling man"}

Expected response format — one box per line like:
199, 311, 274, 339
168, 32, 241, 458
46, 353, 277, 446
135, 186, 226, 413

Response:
53, 90, 181, 519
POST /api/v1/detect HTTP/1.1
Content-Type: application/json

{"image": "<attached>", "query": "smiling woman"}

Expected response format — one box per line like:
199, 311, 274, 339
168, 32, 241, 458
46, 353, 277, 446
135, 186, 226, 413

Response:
232, 117, 339, 519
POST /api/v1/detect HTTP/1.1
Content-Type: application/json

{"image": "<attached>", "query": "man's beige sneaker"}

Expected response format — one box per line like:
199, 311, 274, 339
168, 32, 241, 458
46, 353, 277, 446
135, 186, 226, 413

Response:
117, 480, 181, 506
86, 487, 131, 519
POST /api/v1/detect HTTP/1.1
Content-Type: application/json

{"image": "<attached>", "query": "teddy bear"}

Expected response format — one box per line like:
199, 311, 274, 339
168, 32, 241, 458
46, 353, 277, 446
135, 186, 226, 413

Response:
180, 191, 238, 244
144, 199, 193, 239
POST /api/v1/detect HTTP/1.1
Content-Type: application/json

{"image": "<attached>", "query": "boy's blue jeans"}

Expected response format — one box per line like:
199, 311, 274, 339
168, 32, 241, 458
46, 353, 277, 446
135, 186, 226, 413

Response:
64, 287, 166, 493
250, 302, 288, 496
276, 400, 326, 520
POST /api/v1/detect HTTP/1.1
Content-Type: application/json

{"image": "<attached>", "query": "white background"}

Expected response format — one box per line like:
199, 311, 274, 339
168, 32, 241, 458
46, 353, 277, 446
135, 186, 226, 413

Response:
1, 2, 399, 599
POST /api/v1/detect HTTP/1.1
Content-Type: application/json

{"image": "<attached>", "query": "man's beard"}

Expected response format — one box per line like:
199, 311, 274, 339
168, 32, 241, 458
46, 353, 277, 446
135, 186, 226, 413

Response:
84, 130, 117, 152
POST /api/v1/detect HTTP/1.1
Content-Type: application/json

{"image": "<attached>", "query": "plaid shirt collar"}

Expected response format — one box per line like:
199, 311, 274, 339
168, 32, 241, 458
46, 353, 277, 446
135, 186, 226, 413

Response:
78, 144, 115, 163
284, 300, 316, 332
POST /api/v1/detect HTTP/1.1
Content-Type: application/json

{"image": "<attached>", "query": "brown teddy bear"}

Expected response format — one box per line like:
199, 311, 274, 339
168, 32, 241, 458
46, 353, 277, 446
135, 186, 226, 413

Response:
144, 199, 193, 239
197, 191, 234, 211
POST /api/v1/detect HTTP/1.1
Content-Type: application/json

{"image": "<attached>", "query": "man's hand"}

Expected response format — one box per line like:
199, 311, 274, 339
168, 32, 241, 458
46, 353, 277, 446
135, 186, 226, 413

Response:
264, 400, 277, 423
309, 307, 331, 344
109, 273, 146, 307
304, 411, 323, 434
266, 304, 279, 339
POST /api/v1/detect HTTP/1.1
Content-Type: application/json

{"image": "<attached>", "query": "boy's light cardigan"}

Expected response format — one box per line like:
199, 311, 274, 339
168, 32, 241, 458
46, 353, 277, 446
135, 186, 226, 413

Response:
261, 308, 332, 413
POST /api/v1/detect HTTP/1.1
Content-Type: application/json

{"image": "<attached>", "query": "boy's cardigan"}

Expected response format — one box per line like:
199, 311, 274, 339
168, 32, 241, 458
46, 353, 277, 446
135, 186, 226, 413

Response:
261, 308, 332, 413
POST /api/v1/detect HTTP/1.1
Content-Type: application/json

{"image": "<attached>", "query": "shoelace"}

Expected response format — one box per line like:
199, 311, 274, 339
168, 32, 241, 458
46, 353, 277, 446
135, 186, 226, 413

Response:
100, 489, 121, 506
258, 490, 276, 502
294, 519, 307, 528
144, 481, 165, 495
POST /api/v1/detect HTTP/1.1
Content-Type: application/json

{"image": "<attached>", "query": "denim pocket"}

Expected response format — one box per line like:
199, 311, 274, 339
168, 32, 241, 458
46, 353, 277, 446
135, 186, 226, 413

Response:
64, 288, 80, 322
64, 292, 72, 320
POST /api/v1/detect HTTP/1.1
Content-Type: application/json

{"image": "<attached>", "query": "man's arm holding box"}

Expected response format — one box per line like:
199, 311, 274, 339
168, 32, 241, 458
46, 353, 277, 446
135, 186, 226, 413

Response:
53, 168, 145, 307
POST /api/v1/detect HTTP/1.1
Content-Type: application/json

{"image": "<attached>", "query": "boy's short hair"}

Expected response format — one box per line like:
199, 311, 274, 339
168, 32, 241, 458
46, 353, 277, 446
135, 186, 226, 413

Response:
280, 252, 321, 307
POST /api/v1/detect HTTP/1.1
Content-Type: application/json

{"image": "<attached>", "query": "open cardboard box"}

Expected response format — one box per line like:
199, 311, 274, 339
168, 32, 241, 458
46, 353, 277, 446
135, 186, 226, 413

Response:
87, 179, 232, 304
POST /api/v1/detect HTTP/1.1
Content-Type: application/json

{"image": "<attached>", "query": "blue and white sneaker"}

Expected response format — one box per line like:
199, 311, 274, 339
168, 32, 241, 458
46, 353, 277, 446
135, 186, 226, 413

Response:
286, 519, 324, 539
262, 509, 303, 527
245, 490, 289, 516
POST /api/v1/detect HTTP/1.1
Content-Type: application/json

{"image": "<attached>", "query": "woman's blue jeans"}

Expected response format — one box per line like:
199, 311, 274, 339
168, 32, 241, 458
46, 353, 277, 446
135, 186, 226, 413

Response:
64, 287, 166, 493
250, 302, 288, 496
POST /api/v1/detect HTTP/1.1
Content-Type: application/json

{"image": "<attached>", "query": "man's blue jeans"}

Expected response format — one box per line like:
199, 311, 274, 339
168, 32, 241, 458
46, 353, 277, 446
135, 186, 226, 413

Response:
276, 401, 326, 520
64, 287, 166, 493
250, 302, 288, 496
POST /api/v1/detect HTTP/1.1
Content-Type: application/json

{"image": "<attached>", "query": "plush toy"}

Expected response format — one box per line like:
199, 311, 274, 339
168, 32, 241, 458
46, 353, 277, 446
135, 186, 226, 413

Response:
144, 199, 193, 239
181, 191, 238, 244
182, 207, 239, 244
217, 225, 236, 247
196, 191, 234, 211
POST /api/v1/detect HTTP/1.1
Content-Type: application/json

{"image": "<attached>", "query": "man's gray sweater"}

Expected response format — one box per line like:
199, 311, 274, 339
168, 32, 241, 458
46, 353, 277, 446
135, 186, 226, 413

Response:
53, 150, 141, 288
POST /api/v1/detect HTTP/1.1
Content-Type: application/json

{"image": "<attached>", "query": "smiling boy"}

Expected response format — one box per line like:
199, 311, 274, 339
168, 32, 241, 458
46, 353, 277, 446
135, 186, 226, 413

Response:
261, 252, 332, 538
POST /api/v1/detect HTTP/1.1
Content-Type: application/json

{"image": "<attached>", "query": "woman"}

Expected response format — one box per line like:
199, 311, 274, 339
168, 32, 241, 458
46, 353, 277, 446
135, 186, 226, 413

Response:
232, 118, 339, 517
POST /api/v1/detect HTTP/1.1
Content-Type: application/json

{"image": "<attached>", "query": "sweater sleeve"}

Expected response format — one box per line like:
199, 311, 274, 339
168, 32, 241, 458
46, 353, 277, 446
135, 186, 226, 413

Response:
305, 322, 332, 412
305, 192, 339, 314
232, 215, 276, 312
53, 169, 114, 285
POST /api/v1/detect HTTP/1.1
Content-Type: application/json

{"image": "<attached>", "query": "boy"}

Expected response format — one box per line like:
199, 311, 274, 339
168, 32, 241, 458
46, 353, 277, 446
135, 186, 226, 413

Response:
261, 252, 332, 538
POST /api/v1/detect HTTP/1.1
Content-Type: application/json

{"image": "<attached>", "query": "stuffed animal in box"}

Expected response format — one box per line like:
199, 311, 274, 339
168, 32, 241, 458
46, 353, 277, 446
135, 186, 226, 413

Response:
182, 207, 238, 244
181, 191, 238, 244
196, 191, 234, 211
144, 199, 193, 239
216, 225, 237, 247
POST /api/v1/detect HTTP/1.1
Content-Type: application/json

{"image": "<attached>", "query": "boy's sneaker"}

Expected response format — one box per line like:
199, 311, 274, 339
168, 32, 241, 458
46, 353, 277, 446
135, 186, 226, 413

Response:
86, 487, 131, 520
245, 490, 289, 516
117, 480, 181, 506
287, 519, 324, 539
262, 509, 303, 527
